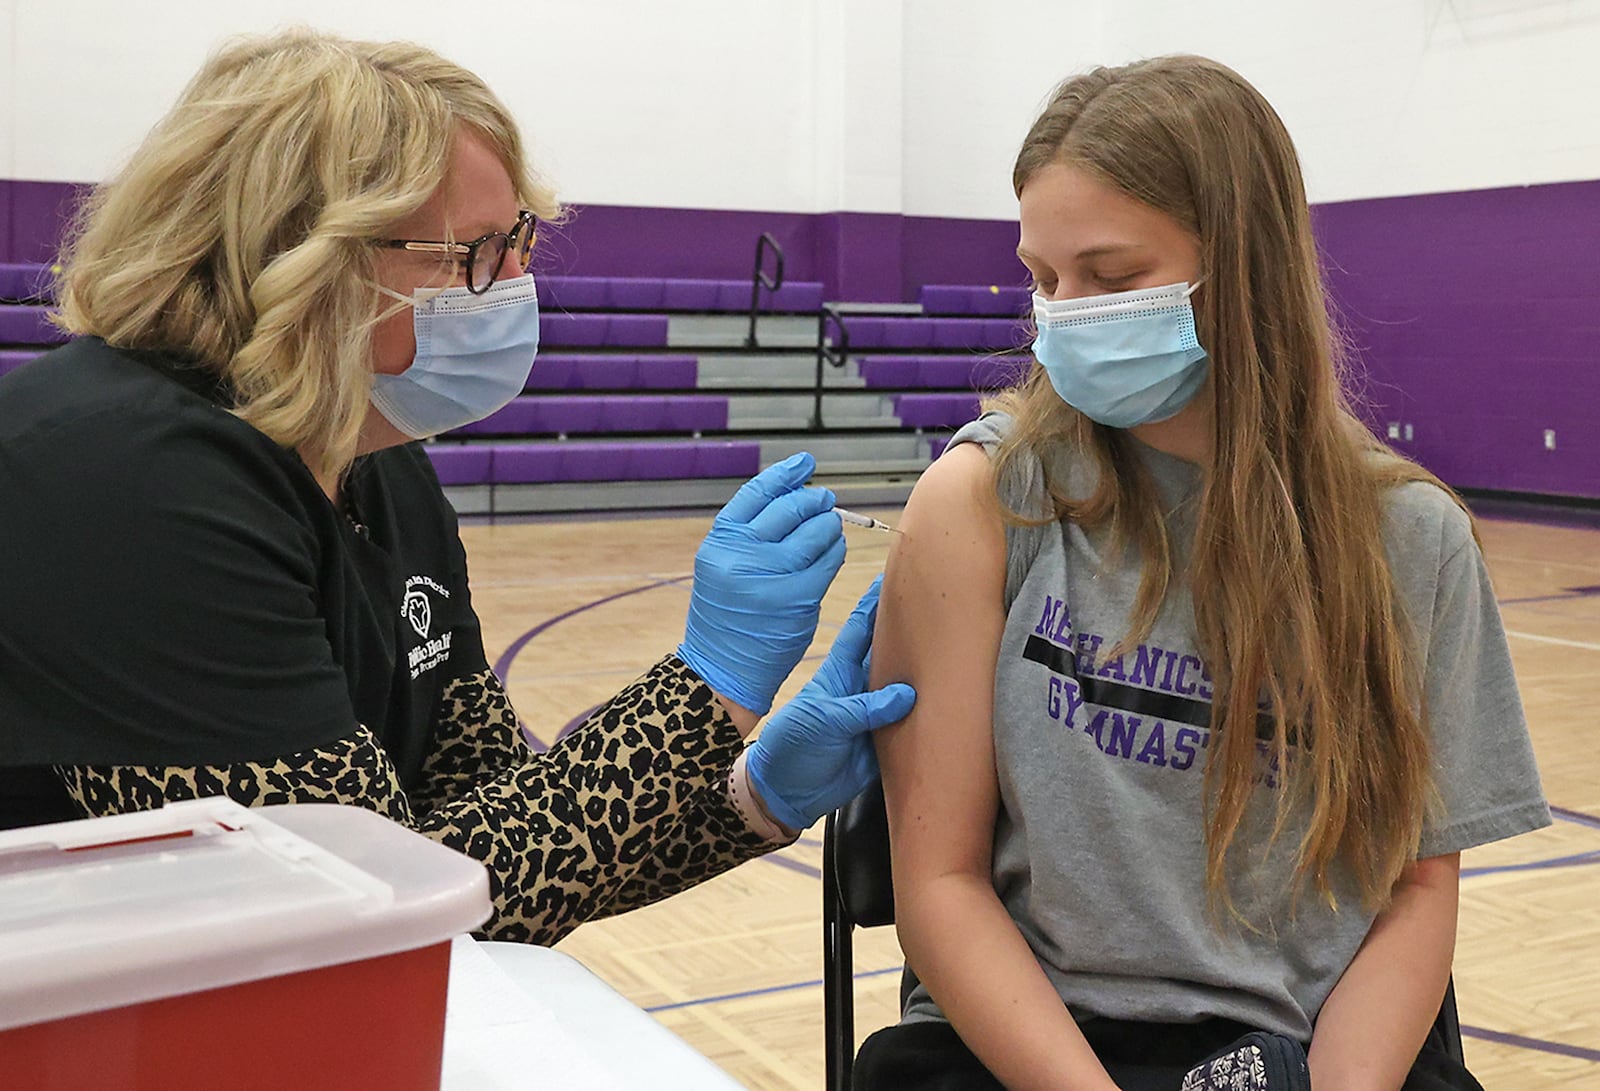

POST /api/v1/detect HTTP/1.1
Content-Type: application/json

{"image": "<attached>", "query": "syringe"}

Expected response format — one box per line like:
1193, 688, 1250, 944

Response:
835, 507, 898, 533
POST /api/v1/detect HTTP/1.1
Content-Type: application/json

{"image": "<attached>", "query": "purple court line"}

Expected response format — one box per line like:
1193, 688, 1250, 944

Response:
1461, 1026, 1600, 1063
763, 854, 822, 880
493, 575, 689, 749
1500, 588, 1600, 606
1552, 805, 1600, 831
491, 574, 690, 684
1461, 849, 1600, 878
644, 965, 901, 1013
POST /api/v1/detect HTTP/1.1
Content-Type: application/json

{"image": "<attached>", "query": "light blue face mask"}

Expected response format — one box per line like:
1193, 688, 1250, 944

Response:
370, 274, 540, 439
1031, 280, 1209, 429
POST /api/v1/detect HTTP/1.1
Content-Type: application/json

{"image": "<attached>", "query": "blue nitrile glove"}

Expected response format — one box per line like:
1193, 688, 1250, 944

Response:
745, 576, 917, 831
678, 451, 846, 715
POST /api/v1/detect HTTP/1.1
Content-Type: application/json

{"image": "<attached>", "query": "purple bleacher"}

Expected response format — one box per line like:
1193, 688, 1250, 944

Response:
426, 445, 493, 486
766, 282, 825, 311
929, 435, 954, 460
539, 313, 669, 348
538, 276, 824, 314
893, 393, 982, 429
857, 354, 1031, 390
0, 349, 42, 378
527, 354, 697, 391
457, 398, 598, 436
608, 279, 667, 310
454, 395, 728, 436
0, 306, 69, 346
0, 263, 54, 303
489, 440, 759, 484
539, 277, 608, 310
845, 316, 1022, 352
919, 284, 1030, 317
660, 279, 720, 311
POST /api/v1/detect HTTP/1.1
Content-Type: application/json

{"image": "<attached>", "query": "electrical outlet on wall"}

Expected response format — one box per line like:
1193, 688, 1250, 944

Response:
1387, 422, 1401, 440
1404, 423, 1414, 442
1544, 429, 1557, 450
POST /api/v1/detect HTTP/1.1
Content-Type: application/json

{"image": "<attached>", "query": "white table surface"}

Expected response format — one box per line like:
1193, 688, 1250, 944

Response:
441, 937, 742, 1090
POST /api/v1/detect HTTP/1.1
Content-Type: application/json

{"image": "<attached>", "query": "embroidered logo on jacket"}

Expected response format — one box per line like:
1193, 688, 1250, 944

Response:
404, 590, 432, 638
403, 574, 453, 679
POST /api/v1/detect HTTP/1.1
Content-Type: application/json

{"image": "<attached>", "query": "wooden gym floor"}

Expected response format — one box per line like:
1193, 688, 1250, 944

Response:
462, 499, 1600, 1089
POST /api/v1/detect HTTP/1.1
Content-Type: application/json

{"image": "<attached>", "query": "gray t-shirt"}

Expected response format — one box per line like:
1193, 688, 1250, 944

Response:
902, 412, 1550, 1040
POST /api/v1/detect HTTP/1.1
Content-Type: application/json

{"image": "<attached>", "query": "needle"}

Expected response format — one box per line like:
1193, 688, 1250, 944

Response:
835, 507, 899, 533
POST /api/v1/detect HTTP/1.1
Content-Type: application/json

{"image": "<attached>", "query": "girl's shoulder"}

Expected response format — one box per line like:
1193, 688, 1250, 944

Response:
1379, 477, 1477, 567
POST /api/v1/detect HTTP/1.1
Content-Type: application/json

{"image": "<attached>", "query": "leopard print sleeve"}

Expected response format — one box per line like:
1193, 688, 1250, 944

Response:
409, 668, 534, 818
589, 787, 781, 922
415, 655, 748, 945
55, 725, 414, 826
413, 662, 783, 929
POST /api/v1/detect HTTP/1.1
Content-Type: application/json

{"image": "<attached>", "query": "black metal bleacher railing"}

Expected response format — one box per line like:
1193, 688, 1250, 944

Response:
806, 302, 934, 431
745, 231, 786, 349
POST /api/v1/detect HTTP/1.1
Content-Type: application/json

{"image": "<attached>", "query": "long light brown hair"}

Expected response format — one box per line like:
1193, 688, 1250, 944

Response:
997, 55, 1460, 912
54, 29, 560, 480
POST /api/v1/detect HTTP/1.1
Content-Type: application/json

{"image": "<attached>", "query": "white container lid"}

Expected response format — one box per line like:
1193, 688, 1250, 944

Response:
0, 798, 491, 1031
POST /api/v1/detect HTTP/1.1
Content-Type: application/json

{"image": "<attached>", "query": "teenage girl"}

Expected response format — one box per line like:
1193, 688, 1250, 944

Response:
861, 55, 1547, 1091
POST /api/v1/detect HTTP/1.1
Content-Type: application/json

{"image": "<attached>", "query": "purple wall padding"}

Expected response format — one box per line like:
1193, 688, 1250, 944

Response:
0, 186, 11, 271
1315, 179, 1600, 500
535, 205, 823, 285
2, 181, 91, 265
902, 215, 1025, 303
541, 206, 915, 303
815, 212, 904, 303
0, 185, 1016, 304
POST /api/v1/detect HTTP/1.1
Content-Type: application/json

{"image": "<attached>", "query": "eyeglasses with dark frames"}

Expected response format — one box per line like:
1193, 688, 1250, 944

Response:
378, 209, 538, 295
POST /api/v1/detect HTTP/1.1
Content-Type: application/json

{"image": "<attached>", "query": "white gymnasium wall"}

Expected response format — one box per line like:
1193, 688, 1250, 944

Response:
899, 0, 1105, 220
7, 1, 1600, 216
6, 0, 831, 212
0, 2, 15, 181
1093, 0, 1600, 206
815, 0, 904, 214
904, 0, 1600, 219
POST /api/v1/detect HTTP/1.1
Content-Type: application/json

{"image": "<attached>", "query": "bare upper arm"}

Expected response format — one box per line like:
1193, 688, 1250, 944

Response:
1402, 852, 1461, 894
871, 442, 1009, 886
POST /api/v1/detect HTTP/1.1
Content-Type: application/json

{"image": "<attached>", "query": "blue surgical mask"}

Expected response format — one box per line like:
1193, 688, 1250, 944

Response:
369, 274, 540, 439
1031, 281, 1209, 429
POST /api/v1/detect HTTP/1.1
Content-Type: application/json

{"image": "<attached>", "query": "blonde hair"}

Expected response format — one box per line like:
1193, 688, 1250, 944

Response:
54, 29, 560, 480
998, 55, 1460, 912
